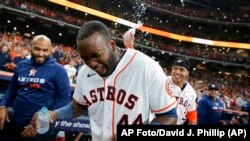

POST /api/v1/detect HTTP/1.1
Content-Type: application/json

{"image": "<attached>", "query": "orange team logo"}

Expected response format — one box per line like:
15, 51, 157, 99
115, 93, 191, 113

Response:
29, 69, 37, 76
165, 81, 175, 97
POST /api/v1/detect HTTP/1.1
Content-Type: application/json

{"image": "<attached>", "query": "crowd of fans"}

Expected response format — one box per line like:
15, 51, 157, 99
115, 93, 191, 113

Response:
144, 0, 250, 23
2, 0, 249, 65
2, 0, 87, 26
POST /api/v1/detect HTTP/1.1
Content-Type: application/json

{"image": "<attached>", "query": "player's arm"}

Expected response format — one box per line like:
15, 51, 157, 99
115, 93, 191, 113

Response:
0, 70, 19, 129
52, 100, 87, 121
187, 110, 197, 125
50, 65, 88, 120
123, 28, 135, 49
150, 108, 177, 125
0, 69, 19, 107
187, 93, 198, 125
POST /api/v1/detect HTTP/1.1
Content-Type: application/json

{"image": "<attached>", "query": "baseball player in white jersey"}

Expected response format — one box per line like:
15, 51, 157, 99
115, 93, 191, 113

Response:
167, 58, 197, 125
123, 27, 197, 125
31, 21, 177, 141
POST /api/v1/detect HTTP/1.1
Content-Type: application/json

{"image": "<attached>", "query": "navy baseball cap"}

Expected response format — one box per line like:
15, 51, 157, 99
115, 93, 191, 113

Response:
208, 84, 219, 90
172, 58, 190, 71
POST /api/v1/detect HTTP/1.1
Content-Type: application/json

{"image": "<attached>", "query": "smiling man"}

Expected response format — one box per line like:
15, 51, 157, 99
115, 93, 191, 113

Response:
0, 35, 71, 141
166, 58, 197, 125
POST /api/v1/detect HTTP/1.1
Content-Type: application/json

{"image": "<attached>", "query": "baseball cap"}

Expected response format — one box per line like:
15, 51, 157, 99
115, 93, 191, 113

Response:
208, 84, 219, 90
172, 58, 190, 71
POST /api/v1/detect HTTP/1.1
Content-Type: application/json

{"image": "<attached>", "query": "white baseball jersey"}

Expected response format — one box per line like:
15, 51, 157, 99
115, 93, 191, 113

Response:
167, 76, 197, 125
73, 48, 177, 141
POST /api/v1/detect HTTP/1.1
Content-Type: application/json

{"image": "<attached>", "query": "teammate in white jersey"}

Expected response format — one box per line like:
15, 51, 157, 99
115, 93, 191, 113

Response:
123, 27, 197, 125
167, 58, 197, 125
31, 21, 177, 141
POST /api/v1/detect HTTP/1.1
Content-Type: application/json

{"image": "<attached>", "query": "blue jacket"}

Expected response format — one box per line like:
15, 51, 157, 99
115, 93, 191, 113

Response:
244, 102, 250, 124
197, 95, 225, 125
0, 57, 71, 125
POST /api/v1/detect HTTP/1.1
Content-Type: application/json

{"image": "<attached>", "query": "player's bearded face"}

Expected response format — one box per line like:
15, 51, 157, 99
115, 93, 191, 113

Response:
103, 51, 117, 77
31, 40, 52, 64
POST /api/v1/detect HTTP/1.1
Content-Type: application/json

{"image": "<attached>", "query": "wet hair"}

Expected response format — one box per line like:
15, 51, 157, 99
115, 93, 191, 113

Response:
77, 20, 111, 41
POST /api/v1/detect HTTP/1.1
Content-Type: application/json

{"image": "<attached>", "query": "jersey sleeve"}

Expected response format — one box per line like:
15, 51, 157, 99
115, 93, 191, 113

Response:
147, 62, 177, 114
188, 89, 197, 112
187, 89, 198, 123
72, 66, 87, 105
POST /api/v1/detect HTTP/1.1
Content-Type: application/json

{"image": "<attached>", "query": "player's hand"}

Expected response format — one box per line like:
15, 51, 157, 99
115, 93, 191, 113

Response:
123, 30, 135, 49
49, 111, 58, 123
30, 111, 57, 130
0, 106, 10, 130
21, 123, 37, 138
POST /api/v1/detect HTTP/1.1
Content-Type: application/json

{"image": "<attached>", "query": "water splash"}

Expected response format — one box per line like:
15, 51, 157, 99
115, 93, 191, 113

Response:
131, 1, 149, 38
132, 2, 147, 24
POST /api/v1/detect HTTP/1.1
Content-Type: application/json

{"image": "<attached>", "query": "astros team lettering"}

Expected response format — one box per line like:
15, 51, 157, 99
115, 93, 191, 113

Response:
177, 97, 190, 108
83, 86, 139, 110
18, 77, 45, 84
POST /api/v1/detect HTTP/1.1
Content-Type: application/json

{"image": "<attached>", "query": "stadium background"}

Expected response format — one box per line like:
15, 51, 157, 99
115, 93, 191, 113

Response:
0, 0, 249, 140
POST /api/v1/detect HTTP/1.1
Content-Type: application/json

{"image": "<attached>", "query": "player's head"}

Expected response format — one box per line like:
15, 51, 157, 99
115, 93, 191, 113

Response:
208, 84, 219, 98
171, 57, 190, 85
31, 35, 52, 64
76, 20, 119, 77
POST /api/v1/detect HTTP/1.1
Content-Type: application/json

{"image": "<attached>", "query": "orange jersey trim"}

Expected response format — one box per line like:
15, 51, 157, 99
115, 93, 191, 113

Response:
187, 110, 197, 123
112, 50, 138, 137
152, 100, 177, 113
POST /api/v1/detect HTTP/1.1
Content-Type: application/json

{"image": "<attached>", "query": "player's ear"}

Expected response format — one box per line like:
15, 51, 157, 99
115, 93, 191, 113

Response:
109, 39, 116, 52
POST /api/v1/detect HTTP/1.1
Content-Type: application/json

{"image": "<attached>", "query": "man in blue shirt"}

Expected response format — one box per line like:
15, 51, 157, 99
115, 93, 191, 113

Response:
0, 35, 71, 141
197, 84, 225, 124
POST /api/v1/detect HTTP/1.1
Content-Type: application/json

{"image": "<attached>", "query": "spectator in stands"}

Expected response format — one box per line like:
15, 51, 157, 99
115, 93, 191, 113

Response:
64, 59, 77, 84
10, 49, 30, 70
31, 20, 177, 141
75, 58, 84, 72
220, 95, 230, 109
0, 45, 11, 71
235, 93, 246, 110
197, 84, 226, 124
52, 46, 63, 62
0, 35, 71, 141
